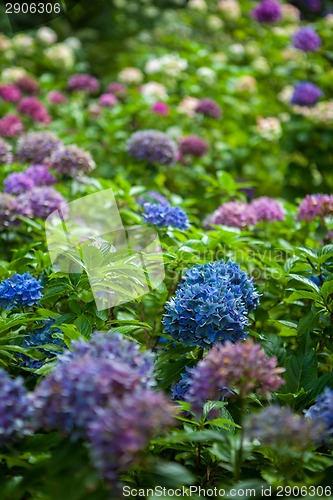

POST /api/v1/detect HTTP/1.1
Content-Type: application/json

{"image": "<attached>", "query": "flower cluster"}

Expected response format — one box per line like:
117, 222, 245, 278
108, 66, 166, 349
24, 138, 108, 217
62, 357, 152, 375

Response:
48, 145, 96, 177
185, 339, 284, 414
0, 115, 24, 137
16, 132, 62, 164
306, 388, 333, 442
17, 187, 67, 219
47, 90, 67, 105
291, 82, 323, 107
18, 96, 51, 124
296, 194, 333, 221
142, 202, 190, 229
4, 172, 35, 194
67, 74, 99, 93
137, 191, 169, 206
18, 320, 64, 370
245, 405, 321, 451
250, 196, 285, 221
15, 76, 39, 95
196, 98, 222, 119
127, 130, 178, 166
31, 332, 175, 478
292, 27, 321, 52
25, 164, 56, 186
210, 201, 258, 228
0, 369, 32, 445
98, 93, 118, 108
0, 272, 43, 310
251, 0, 282, 23
0, 84, 21, 102
0, 193, 18, 230
171, 368, 192, 401
163, 260, 260, 348
179, 136, 209, 158
0, 138, 12, 165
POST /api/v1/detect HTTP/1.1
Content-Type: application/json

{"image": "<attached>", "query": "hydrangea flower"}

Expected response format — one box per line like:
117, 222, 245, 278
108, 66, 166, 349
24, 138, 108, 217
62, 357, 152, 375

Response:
0, 84, 21, 102
210, 201, 258, 228
127, 130, 177, 166
15, 76, 39, 95
0, 272, 43, 310
163, 260, 260, 348
250, 197, 285, 222
48, 145, 96, 177
0, 115, 24, 138
292, 27, 321, 52
17, 187, 66, 220
137, 191, 169, 206
0, 138, 12, 165
98, 93, 118, 108
179, 136, 209, 157
142, 202, 190, 229
246, 405, 322, 451
306, 388, 333, 442
68, 74, 99, 93
106, 82, 126, 97
4, 172, 35, 195
47, 90, 67, 105
18, 97, 51, 124
151, 101, 169, 116
296, 194, 333, 221
195, 98, 222, 119
251, 0, 282, 23
186, 339, 284, 414
16, 132, 62, 164
171, 368, 192, 400
0, 193, 18, 230
0, 369, 32, 445
291, 82, 323, 107
25, 164, 56, 186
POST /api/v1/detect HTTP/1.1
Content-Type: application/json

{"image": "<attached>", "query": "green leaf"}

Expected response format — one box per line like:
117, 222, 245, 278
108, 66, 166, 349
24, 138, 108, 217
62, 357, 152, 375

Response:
321, 280, 333, 302
288, 274, 321, 293
284, 333, 317, 395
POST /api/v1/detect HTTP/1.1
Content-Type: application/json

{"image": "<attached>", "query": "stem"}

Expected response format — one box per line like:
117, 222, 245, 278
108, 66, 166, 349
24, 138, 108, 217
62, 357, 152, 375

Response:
233, 400, 245, 482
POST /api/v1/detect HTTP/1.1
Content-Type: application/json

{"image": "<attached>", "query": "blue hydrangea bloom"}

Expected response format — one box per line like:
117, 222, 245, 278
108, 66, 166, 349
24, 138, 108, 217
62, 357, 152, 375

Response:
18, 320, 64, 370
306, 388, 333, 442
142, 202, 190, 229
163, 261, 260, 348
0, 272, 43, 310
171, 368, 192, 400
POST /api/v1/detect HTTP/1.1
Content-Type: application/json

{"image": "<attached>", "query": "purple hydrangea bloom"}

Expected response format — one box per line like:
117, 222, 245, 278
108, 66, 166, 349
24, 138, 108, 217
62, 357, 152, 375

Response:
68, 74, 99, 94
17, 187, 67, 220
291, 82, 323, 107
186, 339, 284, 414
48, 145, 96, 177
88, 390, 175, 480
210, 201, 258, 228
151, 102, 169, 116
0, 369, 32, 445
137, 191, 169, 206
0, 115, 24, 138
0, 138, 13, 165
246, 405, 322, 450
15, 76, 39, 95
18, 97, 51, 124
163, 260, 260, 348
0, 193, 18, 230
306, 388, 333, 442
16, 132, 62, 164
47, 91, 67, 105
292, 27, 321, 52
0, 272, 43, 310
179, 136, 209, 157
106, 82, 126, 97
98, 93, 118, 107
142, 202, 190, 229
251, 0, 282, 23
127, 130, 177, 166
25, 164, 56, 186
196, 99, 222, 119
296, 194, 333, 221
4, 172, 35, 195
0, 84, 22, 102
250, 196, 285, 222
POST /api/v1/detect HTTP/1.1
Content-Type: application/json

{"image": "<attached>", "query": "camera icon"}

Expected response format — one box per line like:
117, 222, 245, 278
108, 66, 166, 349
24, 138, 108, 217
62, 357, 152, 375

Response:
45, 189, 165, 311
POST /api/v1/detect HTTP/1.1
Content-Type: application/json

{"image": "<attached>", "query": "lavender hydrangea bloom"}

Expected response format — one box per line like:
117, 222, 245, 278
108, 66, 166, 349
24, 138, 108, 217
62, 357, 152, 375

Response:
17, 187, 67, 220
210, 201, 258, 228
306, 388, 333, 442
137, 191, 169, 207
0, 272, 43, 310
127, 130, 177, 166
291, 82, 323, 107
48, 145, 96, 177
186, 339, 284, 414
163, 260, 260, 348
196, 99, 222, 119
68, 74, 99, 93
250, 196, 285, 222
4, 172, 35, 195
292, 27, 321, 52
251, 0, 282, 23
0, 194, 18, 230
246, 405, 322, 451
296, 194, 333, 221
179, 136, 209, 157
87, 390, 175, 480
0, 369, 32, 445
25, 165, 56, 186
0, 138, 12, 165
16, 132, 62, 164
142, 202, 190, 229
